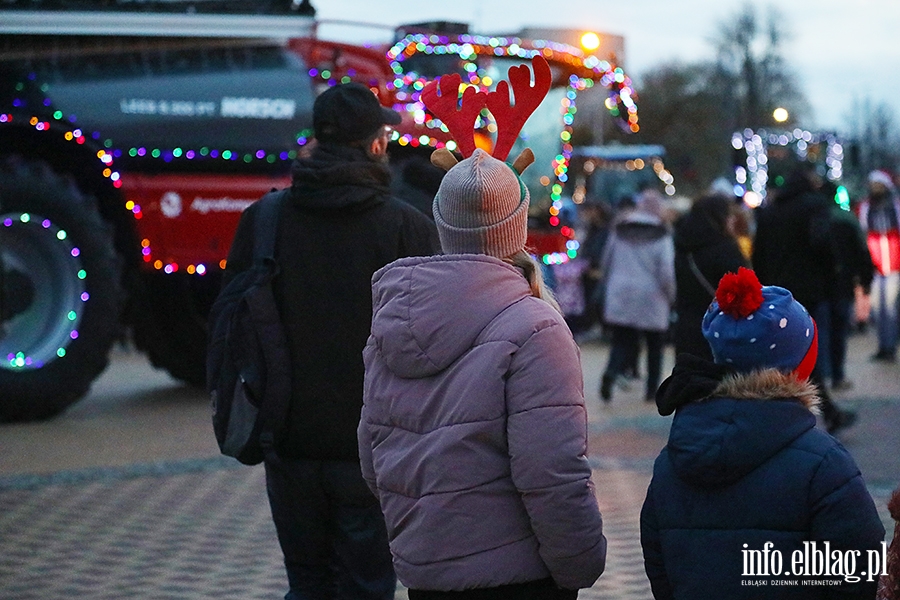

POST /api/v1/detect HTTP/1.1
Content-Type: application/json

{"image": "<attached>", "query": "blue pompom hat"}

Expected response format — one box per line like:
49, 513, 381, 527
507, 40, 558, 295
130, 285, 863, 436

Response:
701, 268, 817, 378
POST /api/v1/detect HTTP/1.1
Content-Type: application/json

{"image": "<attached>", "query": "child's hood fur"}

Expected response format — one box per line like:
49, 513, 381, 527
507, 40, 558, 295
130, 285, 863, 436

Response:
709, 368, 820, 414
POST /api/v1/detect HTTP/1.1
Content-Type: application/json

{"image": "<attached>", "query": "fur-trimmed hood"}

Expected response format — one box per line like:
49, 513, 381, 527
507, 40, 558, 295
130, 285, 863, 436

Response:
660, 355, 822, 488
710, 369, 820, 412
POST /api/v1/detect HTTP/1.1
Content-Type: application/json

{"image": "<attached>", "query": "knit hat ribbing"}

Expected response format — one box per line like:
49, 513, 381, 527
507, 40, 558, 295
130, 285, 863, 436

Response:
433, 149, 529, 258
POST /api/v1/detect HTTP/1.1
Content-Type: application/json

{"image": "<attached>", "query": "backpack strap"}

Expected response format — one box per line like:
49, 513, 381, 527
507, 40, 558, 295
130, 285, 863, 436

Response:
252, 188, 289, 261
248, 188, 291, 458
686, 252, 717, 297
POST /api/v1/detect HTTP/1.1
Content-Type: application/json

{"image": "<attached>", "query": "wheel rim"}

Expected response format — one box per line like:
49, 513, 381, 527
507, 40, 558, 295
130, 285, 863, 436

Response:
0, 212, 86, 370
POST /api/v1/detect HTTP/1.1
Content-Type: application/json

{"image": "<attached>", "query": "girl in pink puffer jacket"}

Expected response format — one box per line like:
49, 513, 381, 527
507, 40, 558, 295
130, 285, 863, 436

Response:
358, 148, 607, 599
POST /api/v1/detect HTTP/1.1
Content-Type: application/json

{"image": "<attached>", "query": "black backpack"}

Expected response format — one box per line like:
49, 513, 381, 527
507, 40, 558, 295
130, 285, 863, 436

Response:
207, 189, 291, 465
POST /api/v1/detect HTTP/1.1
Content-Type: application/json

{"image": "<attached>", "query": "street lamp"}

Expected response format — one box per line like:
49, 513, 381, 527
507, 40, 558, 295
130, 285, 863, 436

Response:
581, 32, 601, 51
773, 107, 789, 123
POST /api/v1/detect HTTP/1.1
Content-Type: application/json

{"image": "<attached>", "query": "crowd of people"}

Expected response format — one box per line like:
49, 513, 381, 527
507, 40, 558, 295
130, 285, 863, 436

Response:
219, 80, 899, 599
562, 166, 899, 435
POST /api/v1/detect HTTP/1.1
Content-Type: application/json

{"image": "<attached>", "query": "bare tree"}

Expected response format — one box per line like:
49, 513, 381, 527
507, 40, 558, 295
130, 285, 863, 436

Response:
709, 4, 808, 131
844, 99, 900, 195
601, 4, 810, 195
623, 62, 732, 197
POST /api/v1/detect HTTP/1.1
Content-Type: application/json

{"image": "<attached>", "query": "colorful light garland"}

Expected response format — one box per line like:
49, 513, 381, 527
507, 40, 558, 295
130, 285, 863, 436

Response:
2, 212, 86, 369
4, 34, 640, 270
1, 76, 312, 276
6, 83, 313, 169
385, 33, 639, 263
732, 128, 844, 205
385, 33, 638, 141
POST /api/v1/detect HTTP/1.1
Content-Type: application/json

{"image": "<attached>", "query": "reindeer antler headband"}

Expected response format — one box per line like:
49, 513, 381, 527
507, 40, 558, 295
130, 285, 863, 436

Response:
420, 55, 552, 174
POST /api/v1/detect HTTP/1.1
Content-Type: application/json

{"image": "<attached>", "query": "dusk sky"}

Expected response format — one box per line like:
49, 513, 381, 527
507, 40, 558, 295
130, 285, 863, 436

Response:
315, 0, 900, 135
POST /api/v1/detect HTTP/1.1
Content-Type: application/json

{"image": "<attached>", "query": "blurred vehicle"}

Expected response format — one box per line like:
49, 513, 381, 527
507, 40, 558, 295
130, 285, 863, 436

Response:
0, 0, 638, 420
568, 144, 675, 208
379, 21, 641, 264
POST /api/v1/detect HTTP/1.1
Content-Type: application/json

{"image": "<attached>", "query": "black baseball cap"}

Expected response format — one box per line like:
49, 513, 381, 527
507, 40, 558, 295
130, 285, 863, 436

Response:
313, 82, 402, 144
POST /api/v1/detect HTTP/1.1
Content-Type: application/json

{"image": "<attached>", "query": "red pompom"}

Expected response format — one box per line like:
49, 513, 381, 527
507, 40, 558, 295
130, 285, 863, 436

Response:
715, 267, 764, 318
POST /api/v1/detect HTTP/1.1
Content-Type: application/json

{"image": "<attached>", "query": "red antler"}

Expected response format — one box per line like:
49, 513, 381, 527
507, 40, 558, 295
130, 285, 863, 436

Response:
420, 72, 488, 158
486, 55, 552, 161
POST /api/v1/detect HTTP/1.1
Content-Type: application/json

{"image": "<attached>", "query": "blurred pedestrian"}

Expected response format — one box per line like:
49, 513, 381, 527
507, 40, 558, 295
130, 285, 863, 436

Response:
710, 174, 755, 261
553, 254, 592, 334
731, 204, 754, 261
579, 201, 613, 336
391, 154, 445, 218
857, 170, 900, 362
599, 190, 676, 402
821, 181, 875, 391
359, 148, 607, 598
752, 165, 857, 433
223, 82, 440, 600
643, 267, 885, 600
672, 194, 748, 360
878, 485, 900, 600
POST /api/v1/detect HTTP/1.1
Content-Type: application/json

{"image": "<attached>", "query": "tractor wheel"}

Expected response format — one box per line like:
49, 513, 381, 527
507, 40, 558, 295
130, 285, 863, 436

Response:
0, 159, 122, 421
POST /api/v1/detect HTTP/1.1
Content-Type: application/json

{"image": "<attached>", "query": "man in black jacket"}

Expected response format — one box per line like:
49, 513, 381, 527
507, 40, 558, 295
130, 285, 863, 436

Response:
224, 83, 440, 600
753, 166, 857, 433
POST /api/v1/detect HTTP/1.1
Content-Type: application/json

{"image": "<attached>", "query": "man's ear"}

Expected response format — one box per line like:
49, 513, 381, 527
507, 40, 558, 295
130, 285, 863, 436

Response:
370, 132, 389, 156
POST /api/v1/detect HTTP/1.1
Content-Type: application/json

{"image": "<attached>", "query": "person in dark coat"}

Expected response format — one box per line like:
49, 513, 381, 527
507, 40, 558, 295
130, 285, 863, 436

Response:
390, 154, 445, 218
752, 166, 856, 433
223, 82, 440, 600
579, 201, 613, 332
820, 182, 875, 390
672, 194, 748, 360
642, 268, 884, 600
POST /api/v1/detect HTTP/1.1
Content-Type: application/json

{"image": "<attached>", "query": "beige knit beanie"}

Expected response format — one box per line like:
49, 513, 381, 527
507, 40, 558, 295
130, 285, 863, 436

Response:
432, 148, 530, 258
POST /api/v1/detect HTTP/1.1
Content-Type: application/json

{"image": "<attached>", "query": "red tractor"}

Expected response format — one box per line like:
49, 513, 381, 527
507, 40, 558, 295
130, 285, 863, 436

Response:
0, 0, 638, 420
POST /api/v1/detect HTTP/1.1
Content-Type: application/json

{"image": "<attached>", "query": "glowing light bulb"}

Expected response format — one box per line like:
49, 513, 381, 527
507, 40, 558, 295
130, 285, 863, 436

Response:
581, 32, 601, 51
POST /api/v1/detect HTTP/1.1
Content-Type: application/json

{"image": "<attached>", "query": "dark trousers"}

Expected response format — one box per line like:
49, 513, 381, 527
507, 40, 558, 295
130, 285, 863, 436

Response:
808, 301, 843, 424
408, 578, 577, 600
604, 325, 665, 397
264, 455, 396, 600
826, 296, 853, 384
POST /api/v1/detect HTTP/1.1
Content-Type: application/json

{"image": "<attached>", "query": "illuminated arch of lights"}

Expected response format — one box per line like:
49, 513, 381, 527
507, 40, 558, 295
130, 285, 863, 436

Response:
386, 33, 640, 263
732, 128, 844, 208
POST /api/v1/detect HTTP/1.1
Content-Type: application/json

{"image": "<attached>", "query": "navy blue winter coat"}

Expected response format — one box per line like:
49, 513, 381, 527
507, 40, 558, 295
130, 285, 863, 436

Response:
642, 355, 884, 599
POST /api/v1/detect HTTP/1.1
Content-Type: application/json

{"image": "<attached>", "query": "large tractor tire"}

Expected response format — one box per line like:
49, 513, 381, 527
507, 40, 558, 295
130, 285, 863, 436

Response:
0, 159, 122, 422
130, 270, 216, 388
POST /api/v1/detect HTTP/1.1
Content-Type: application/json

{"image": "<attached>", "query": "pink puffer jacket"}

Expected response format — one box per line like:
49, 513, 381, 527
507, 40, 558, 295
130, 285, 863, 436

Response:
358, 254, 606, 592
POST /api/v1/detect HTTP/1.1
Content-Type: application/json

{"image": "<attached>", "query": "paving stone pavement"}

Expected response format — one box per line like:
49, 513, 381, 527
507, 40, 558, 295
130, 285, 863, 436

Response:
1, 462, 284, 600
0, 458, 654, 600
2, 447, 893, 599
0, 331, 896, 599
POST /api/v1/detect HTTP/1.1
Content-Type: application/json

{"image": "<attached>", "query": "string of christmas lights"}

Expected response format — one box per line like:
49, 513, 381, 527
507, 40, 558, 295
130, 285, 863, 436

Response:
732, 128, 844, 206
2, 212, 86, 369
3, 32, 640, 271
385, 33, 639, 264
6, 104, 311, 165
